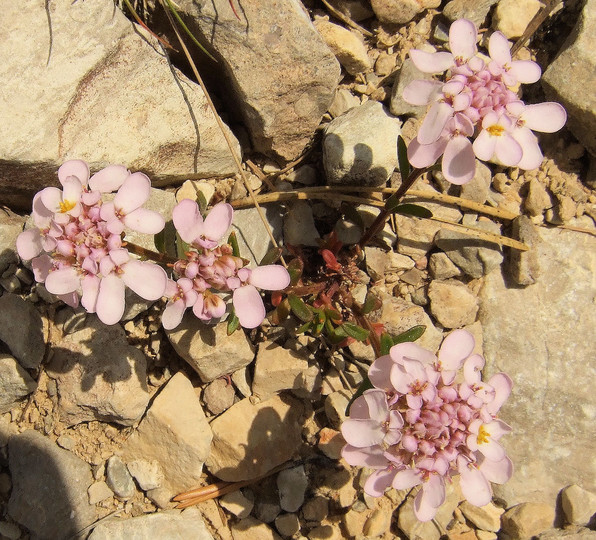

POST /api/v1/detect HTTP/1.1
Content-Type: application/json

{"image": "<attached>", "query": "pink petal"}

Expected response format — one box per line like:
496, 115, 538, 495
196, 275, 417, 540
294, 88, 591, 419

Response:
472, 129, 497, 161
31, 255, 53, 282
414, 486, 440, 522
478, 455, 513, 484
488, 31, 511, 66
364, 468, 397, 497
418, 101, 454, 145
233, 285, 266, 328
409, 50, 454, 74
45, 267, 80, 295
203, 203, 234, 241
62, 176, 83, 205
390, 342, 436, 366
509, 60, 541, 84
368, 355, 396, 392
361, 389, 390, 422
402, 80, 443, 106
58, 292, 80, 308
121, 260, 167, 301
392, 468, 422, 490
96, 275, 126, 325
407, 137, 447, 169
162, 299, 187, 330
109, 248, 130, 267
486, 373, 512, 415
521, 102, 567, 133
512, 128, 543, 170
16, 229, 43, 260
58, 160, 89, 186
341, 419, 385, 447
495, 134, 523, 166
40, 187, 63, 213
478, 437, 506, 462
442, 135, 475, 184
439, 330, 475, 370
421, 474, 446, 509
249, 265, 290, 291
458, 458, 492, 507
341, 445, 389, 468
114, 172, 151, 214
449, 19, 477, 60
172, 199, 204, 244
99, 201, 117, 223
123, 208, 165, 234
464, 354, 485, 384
89, 165, 130, 193
485, 419, 512, 441
81, 274, 100, 313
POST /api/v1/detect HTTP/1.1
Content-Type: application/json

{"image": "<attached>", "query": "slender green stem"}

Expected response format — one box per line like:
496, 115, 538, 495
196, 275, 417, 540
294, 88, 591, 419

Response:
358, 167, 428, 248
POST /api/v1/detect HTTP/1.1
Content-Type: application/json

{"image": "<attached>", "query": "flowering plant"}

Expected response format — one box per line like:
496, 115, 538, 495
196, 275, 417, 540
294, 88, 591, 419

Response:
341, 330, 513, 521
403, 19, 566, 184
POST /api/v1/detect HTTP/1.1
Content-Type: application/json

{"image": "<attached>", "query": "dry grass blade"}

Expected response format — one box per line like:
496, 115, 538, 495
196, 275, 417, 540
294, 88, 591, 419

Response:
159, 0, 284, 264
320, 0, 374, 37
551, 224, 596, 237
172, 481, 230, 502
511, 0, 560, 55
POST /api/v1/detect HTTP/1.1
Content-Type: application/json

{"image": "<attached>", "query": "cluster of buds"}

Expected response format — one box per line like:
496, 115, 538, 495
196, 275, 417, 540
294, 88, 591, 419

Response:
341, 330, 513, 521
163, 199, 290, 329
403, 19, 566, 184
16, 160, 167, 325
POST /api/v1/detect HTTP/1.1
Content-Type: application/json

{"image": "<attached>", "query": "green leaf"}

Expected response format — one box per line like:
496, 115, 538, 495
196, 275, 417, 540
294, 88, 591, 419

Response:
227, 312, 240, 335
259, 247, 283, 266
288, 294, 314, 322
390, 203, 433, 219
325, 308, 342, 321
327, 324, 348, 344
340, 322, 370, 342
361, 291, 381, 315
296, 320, 313, 334
228, 231, 241, 257
392, 325, 426, 345
346, 377, 374, 415
397, 135, 411, 178
380, 332, 395, 356
287, 258, 304, 286
176, 232, 191, 260
196, 190, 208, 214
341, 203, 364, 231
154, 229, 166, 255
154, 220, 178, 258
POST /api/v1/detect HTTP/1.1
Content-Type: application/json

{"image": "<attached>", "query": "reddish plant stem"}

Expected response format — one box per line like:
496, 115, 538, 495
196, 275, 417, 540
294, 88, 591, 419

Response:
125, 242, 178, 266
358, 167, 428, 248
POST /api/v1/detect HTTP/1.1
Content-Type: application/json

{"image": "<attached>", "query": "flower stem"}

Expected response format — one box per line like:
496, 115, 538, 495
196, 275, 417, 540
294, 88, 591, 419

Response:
125, 242, 178, 266
358, 167, 428, 248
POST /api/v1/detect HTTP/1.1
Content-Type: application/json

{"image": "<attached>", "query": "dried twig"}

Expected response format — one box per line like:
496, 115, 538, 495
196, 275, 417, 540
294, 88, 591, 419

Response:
319, 0, 374, 38
511, 0, 560, 55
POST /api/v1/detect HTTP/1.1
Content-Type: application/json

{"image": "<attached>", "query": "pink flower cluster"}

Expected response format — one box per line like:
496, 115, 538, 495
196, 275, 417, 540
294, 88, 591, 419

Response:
403, 19, 566, 184
341, 330, 513, 522
163, 199, 290, 330
16, 160, 167, 325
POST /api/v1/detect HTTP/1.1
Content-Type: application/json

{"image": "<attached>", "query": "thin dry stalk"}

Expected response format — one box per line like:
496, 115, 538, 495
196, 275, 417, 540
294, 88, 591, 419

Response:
319, 0, 374, 37
511, 0, 560, 55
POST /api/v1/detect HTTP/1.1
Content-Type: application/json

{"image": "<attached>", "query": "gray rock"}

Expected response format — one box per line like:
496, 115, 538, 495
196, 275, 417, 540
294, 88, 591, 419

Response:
460, 161, 492, 205
252, 343, 309, 400
120, 372, 212, 495
480, 227, 596, 505
231, 206, 285, 267
8, 430, 95, 539
434, 220, 504, 278
429, 251, 462, 280
88, 508, 213, 540
202, 378, 236, 415
325, 0, 375, 22
428, 279, 479, 329
542, 0, 596, 156
0, 208, 25, 275
283, 201, 321, 247
45, 315, 150, 427
220, 490, 254, 518
126, 459, 164, 492
324, 390, 352, 430
507, 215, 541, 286
314, 20, 371, 76
275, 513, 300, 537
561, 484, 596, 527
443, 0, 500, 25
328, 88, 361, 118
0, 522, 20, 540
0, 0, 238, 210
231, 516, 282, 540
371, 0, 440, 24
106, 456, 135, 499
0, 293, 45, 369
174, 0, 340, 161
390, 58, 435, 118
323, 101, 401, 187
166, 314, 255, 383
206, 395, 303, 482
277, 465, 308, 512
0, 354, 37, 413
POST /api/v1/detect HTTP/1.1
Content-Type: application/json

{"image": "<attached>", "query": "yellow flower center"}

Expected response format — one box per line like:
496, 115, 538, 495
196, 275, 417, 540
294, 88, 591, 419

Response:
487, 124, 505, 137
477, 425, 490, 445
59, 199, 76, 213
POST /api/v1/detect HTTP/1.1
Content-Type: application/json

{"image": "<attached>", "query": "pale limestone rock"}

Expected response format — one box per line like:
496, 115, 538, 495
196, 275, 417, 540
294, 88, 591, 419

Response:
88, 481, 114, 505
561, 484, 596, 526
0, 208, 25, 275
174, 0, 340, 161
283, 201, 321, 247
0, 293, 45, 369
252, 343, 309, 400
8, 430, 95, 539
231, 516, 282, 540
390, 58, 435, 117
524, 178, 552, 217
323, 101, 401, 187
363, 496, 393, 536
207, 395, 303, 482
459, 500, 504, 532
493, 0, 542, 39
325, 390, 352, 430
429, 252, 462, 280
443, 0, 499, 25
166, 315, 255, 382
46, 315, 150, 427
371, 0, 440, 24
0, 354, 37, 414
0, 0, 238, 210
314, 20, 371, 75
88, 508, 213, 540
176, 180, 215, 205
317, 428, 345, 460
501, 502, 555, 539
126, 459, 164, 492
460, 161, 492, 205
428, 279, 479, 329
220, 490, 254, 519
203, 378, 236, 415
480, 228, 596, 505
120, 372, 212, 495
